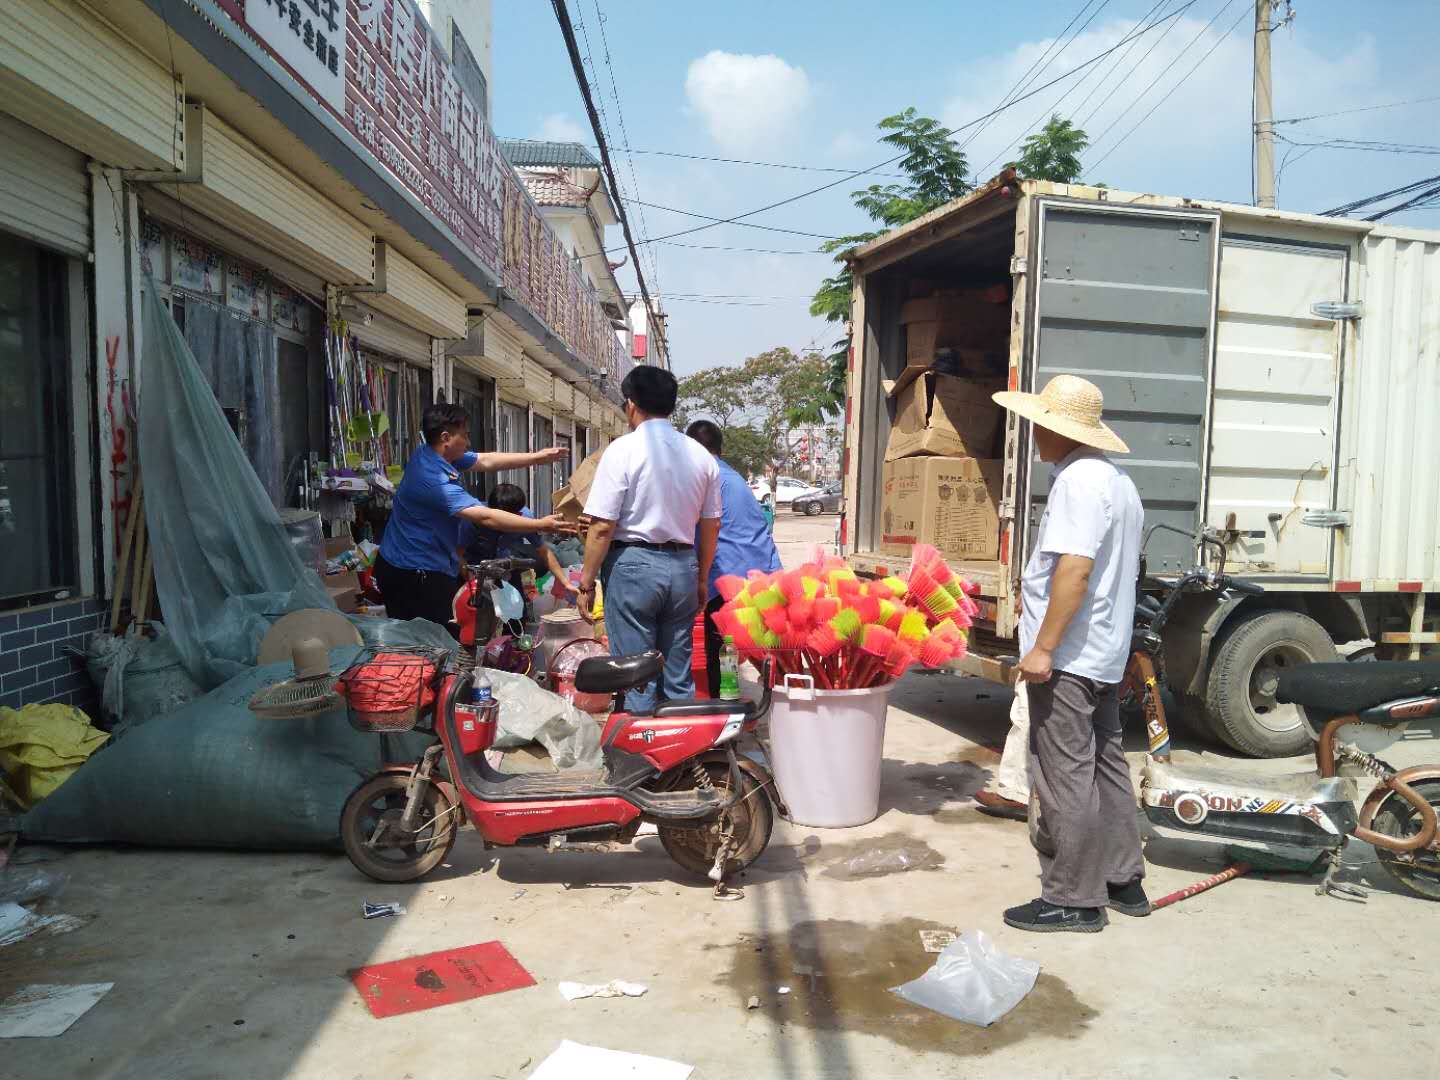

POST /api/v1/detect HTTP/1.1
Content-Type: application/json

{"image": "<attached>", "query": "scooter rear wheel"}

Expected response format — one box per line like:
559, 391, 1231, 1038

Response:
658, 762, 773, 880
1370, 778, 1440, 901
341, 773, 458, 883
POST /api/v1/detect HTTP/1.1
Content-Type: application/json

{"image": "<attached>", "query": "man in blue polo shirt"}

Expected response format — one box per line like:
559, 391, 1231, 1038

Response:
685, 420, 782, 697
375, 401, 568, 629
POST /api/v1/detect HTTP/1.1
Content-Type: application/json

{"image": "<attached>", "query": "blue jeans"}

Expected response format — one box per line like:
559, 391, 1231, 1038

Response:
600, 544, 700, 714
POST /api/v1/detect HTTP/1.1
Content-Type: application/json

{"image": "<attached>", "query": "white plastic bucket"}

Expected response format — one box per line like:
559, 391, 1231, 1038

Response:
768, 675, 892, 828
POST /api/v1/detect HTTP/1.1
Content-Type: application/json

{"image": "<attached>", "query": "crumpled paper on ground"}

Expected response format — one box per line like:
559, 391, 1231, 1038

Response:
558, 980, 648, 1001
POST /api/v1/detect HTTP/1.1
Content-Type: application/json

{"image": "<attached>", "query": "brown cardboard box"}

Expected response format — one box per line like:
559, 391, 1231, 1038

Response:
325, 569, 360, 613
901, 287, 1011, 367
324, 535, 354, 558
880, 456, 1001, 563
883, 369, 1003, 462
551, 448, 607, 522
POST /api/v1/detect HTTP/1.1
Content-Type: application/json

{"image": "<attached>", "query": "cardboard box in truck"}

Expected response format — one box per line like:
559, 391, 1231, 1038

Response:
551, 448, 606, 523
883, 368, 1002, 462
880, 456, 1001, 562
900, 286, 1010, 367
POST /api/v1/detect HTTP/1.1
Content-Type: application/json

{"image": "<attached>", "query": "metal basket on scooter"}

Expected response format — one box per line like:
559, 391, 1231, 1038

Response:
336, 646, 447, 733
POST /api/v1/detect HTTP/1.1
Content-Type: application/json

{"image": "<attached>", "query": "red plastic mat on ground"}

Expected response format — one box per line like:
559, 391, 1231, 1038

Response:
349, 941, 536, 1018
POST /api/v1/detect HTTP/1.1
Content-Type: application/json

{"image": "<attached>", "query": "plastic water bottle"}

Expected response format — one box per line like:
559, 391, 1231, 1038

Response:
472, 669, 493, 706
719, 636, 741, 701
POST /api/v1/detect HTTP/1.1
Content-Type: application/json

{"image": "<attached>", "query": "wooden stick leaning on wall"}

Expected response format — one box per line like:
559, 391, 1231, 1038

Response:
109, 474, 143, 635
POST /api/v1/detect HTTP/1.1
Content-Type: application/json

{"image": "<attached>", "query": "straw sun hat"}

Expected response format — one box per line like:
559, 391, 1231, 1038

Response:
992, 374, 1129, 454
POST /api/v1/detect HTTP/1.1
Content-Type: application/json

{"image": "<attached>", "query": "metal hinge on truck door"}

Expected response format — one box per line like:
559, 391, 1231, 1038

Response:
1311, 301, 1363, 321
1302, 510, 1351, 528
1009, 256, 1028, 276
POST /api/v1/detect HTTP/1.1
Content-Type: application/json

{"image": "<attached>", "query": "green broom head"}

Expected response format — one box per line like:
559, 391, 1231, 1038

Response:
881, 575, 910, 598
898, 608, 931, 644
752, 583, 787, 612
875, 598, 901, 630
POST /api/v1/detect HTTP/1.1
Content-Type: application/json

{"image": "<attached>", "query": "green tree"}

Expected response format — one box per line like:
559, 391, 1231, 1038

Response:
810, 108, 974, 403
677, 348, 836, 484
1010, 115, 1090, 183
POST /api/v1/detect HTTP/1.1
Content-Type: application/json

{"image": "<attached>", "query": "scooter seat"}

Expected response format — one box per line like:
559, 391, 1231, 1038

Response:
574, 650, 664, 694
1276, 660, 1440, 715
1144, 759, 1356, 804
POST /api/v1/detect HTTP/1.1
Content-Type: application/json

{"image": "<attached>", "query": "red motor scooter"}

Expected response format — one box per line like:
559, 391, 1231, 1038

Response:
334, 558, 780, 892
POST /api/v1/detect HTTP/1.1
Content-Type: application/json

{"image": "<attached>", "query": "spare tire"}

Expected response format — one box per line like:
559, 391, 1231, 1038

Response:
1205, 610, 1339, 758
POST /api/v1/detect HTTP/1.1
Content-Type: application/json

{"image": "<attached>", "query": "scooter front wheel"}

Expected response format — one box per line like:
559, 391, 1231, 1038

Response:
341, 773, 458, 883
658, 762, 773, 880
1370, 778, 1440, 901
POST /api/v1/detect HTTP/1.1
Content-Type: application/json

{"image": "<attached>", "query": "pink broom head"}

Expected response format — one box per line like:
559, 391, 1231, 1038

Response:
906, 566, 942, 603
830, 606, 863, 643
857, 623, 899, 660
908, 542, 941, 575
832, 576, 862, 602
940, 606, 974, 631
807, 621, 845, 657
715, 575, 749, 603
849, 593, 881, 624
730, 623, 760, 655
787, 597, 816, 630
813, 596, 841, 624
864, 579, 894, 601
760, 605, 791, 635
799, 575, 825, 600
780, 628, 811, 655
778, 571, 808, 602
961, 578, 981, 597
930, 620, 965, 648
898, 609, 931, 644
885, 638, 919, 677
711, 607, 740, 640
919, 635, 957, 668
874, 598, 900, 630
926, 558, 956, 588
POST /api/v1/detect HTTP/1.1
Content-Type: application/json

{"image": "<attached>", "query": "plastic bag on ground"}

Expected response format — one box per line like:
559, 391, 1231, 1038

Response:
138, 285, 333, 690
890, 929, 1039, 1026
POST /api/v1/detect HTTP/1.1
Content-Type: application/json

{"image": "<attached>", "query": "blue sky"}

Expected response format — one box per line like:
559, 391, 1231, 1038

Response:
492, 1, 1440, 375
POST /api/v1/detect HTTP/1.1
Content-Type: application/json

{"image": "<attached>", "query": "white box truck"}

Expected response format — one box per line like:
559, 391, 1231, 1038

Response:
840, 171, 1440, 757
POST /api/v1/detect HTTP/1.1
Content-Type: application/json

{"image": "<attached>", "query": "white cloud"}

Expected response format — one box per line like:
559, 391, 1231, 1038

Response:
684, 51, 812, 153
940, 15, 1390, 211
533, 112, 589, 143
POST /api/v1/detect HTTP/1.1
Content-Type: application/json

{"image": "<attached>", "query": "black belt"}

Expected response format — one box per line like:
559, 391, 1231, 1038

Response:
613, 539, 694, 552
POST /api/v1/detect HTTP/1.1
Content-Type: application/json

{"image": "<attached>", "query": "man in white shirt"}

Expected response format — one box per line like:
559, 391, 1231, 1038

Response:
578, 367, 721, 713
991, 374, 1147, 934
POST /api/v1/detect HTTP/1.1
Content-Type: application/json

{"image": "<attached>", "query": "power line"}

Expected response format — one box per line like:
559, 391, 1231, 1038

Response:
1077, 0, 1194, 129
1086, 0, 1248, 171
974, 0, 1116, 178
625, 198, 841, 241
1275, 133, 1440, 157
1321, 173, 1440, 218
658, 240, 825, 256
613, 5, 1188, 252
588, 2, 663, 296
499, 136, 909, 178
551, 0, 661, 361
1274, 95, 1440, 126
1067, 0, 1174, 123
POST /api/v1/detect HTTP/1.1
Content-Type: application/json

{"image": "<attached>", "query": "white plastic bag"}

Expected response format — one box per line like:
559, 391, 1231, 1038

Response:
889, 929, 1039, 1027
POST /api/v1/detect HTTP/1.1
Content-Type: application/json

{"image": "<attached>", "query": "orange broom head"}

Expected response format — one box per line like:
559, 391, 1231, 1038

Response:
813, 596, 841, 623
857, 623, 898, 660
778, 571, 807, 601
760, 606, 791, 635
711, 608, 740, 639
780, 628, 811, 654
833, 576, 862, 602
715, 575, 749, 603
850, 593, 881, 624
906, 566, 941, 603
898, 609, 931, 644
919, 635, 955, 668
807, 621, 844, 656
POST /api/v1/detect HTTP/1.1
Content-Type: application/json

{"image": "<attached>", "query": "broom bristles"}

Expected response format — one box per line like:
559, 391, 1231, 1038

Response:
715, 575, 748, 603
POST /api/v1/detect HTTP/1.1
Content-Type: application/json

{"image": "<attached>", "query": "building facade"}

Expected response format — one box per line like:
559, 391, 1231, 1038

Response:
0, 0, 643, 709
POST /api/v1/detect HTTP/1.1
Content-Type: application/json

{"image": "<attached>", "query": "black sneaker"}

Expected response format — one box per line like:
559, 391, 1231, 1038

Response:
1106, 879, 1151, 917
1003, 898, 1106, 934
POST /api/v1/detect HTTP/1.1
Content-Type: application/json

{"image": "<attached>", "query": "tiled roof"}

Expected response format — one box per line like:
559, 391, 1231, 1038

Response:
500, 139, 600, 168
519, 169, 591, 208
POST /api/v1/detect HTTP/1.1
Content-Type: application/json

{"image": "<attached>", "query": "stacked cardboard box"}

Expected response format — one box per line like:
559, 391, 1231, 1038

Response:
880, 285, 1009, 563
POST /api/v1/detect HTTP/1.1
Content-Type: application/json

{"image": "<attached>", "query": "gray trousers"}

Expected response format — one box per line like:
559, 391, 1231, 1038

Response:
1028, 672, 1145, 908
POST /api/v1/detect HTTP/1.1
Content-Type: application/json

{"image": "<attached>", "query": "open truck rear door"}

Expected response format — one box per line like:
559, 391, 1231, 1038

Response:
1023, 201, 1221, 574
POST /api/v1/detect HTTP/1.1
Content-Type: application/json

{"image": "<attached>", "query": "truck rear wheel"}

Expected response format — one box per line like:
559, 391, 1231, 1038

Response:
1205, 610, 1339, 758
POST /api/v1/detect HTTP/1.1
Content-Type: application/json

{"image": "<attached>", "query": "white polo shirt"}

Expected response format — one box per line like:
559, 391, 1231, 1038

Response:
584, 419, 721, 543
1019, 448, 1143, 685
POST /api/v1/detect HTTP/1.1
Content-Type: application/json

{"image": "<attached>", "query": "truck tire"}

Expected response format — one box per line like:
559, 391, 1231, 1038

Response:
1205, 610, 1339, 758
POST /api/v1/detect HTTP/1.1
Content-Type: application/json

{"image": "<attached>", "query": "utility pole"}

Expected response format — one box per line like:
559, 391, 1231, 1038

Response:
1253, 0, 1276, 208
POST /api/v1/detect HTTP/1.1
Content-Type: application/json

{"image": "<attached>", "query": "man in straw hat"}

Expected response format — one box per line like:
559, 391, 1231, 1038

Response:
991, 374, 1148, 933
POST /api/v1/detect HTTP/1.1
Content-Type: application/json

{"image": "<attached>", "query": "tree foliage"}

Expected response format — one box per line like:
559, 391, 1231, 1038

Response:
677, 347, 839, 481
1011, 115, 1090, 184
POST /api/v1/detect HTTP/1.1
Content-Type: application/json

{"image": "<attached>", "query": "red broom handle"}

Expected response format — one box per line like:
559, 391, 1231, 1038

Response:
1151, 863, 1251, 911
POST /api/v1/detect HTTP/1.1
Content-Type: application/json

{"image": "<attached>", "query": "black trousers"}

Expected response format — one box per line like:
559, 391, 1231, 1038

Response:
374, 552, 462, 637
702, 593, 725, 699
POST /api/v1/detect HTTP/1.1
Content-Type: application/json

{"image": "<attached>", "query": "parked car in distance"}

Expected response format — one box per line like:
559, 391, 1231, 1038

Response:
792, 482, 841, 516
749, 476, 820, 506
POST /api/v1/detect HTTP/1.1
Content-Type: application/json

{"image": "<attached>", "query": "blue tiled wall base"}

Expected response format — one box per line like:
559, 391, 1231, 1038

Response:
0, 599, 106, 716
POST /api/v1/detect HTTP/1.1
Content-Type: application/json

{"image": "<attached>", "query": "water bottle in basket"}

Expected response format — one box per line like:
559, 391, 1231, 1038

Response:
456, 669, 498, 755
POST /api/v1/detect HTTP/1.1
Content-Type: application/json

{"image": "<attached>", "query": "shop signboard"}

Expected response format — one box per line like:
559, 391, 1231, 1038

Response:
210, 1, 630, 391
173, 235, 222, 296
226, 261, 269, 319
272, 282, 311, 333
